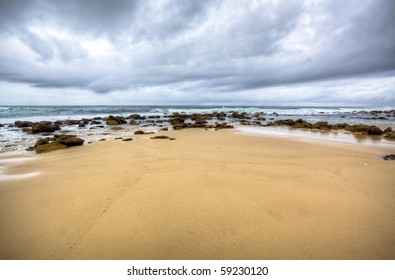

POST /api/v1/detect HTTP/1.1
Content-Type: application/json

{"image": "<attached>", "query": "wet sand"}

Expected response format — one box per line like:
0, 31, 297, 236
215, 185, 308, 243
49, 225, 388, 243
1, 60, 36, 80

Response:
0, 129, 394, 259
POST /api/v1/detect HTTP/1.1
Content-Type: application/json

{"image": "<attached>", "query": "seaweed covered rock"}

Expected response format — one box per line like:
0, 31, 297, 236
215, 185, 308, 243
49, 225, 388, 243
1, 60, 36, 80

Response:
14, 121, 34, 128
367, 126, 383, 135
54, 135, 85, 146
346, 124, 369, 133
129, 114, 143, 119
33, 135, 85, 153
293, 120, 312, 129
34, 138, 50, 148
31, 121, 61, 133
331, 123, 349, 130
64, 120, 81, 126
312, 121, 331, 130
35, 142, 67, 154
384, 131, 395, 140
215, 123, 234, 129
106, 115, 126, 125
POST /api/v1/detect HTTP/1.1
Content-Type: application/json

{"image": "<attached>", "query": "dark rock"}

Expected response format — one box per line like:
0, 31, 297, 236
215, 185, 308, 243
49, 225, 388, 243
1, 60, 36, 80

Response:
90, 120, 101, 125
384, 127, 392, 133
169, 138, 176, 140
122, 138, 133, 141
14, 121, 34, 128
106, 115, 126, 125
215, 123, 233, 129
383, 154, 395, 160
346, 124, 369, 133
230, 112, 248, 119
384, 132, 395, 140
55, 136, 85, 147
31, 122, 61, 133
134, 130, 145, 134
312, 121, 331, 130
129, 114, 142, 119
173, 123, 184, 130
331, 123, 349, 130
150, 135, 170, 139
64, 120, 80, 126
26, 147, 35, 151
367, 126, 383, 135
34, 138, 49, 148
160, 127, 169, 131
36, 143, 67, 154
293, 121, 312, 129
129, 120, 138, 125
99, 139, 106, 141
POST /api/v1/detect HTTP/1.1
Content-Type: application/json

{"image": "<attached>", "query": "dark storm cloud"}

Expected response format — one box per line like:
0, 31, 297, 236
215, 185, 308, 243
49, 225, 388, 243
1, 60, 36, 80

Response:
0, 0, 394, 105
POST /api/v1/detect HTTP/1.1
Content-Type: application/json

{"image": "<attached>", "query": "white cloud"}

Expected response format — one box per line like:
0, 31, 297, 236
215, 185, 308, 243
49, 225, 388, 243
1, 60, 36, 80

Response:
0, 0, 394, 105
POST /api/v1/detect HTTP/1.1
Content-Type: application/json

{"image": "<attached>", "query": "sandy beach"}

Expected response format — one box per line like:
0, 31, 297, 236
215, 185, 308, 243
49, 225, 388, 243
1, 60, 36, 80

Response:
0, 129, 394, 260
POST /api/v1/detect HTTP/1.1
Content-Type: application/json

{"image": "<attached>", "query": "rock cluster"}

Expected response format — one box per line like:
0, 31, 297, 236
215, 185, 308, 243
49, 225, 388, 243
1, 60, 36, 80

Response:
265, 119, 390, 137
14, 121, 61, 134
169, 113, 233, 130
30, 135, 85, 154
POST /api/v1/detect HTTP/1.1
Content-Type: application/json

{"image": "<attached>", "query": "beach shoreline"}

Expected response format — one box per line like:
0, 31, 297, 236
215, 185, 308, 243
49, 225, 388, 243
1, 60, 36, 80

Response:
0, 129, 394, 259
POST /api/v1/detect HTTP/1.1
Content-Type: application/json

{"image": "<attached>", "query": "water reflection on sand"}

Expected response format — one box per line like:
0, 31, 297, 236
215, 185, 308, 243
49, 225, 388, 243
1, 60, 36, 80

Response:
237, 126, 395, 148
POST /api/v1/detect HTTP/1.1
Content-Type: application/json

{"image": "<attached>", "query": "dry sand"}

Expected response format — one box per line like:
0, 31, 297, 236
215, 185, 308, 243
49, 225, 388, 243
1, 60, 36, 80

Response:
0, 129, 394, 259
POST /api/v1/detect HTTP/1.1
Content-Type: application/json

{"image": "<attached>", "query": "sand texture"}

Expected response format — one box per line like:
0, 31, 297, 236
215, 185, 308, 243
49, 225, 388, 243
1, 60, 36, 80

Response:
0, 129, 394, 259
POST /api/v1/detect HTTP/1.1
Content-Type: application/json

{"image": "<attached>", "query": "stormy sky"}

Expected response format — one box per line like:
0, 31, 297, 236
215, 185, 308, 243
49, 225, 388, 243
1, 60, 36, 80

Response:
0, 0, 394, 106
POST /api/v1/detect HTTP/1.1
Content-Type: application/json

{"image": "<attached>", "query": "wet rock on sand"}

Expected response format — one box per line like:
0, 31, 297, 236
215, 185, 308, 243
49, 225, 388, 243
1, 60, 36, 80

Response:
36, 143, 68, 154
384, 131, 395, 140
34, 135, 85, 154
383, 154, 395, 160
55, 135, 85, 146
34, 138, 50, 148
150, 135, 170, 139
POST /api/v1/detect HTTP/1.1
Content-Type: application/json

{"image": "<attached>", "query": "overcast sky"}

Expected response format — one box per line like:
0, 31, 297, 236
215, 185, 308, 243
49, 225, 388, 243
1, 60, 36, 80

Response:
0, 0, 394, 106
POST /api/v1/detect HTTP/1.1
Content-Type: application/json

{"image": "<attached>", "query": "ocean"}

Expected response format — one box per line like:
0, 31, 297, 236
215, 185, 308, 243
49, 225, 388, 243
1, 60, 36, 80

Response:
1, 105, 394, 155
